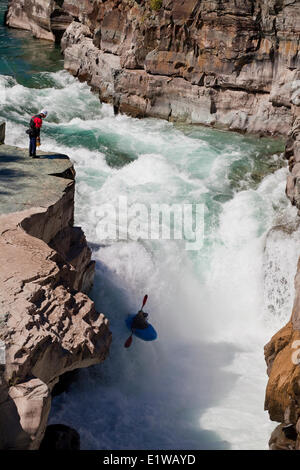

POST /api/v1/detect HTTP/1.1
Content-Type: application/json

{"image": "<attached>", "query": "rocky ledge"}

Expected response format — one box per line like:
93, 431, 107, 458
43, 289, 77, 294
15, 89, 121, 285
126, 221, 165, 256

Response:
4, 0, 300, 450
6, 0, 300, 135
0, 128, 111, 450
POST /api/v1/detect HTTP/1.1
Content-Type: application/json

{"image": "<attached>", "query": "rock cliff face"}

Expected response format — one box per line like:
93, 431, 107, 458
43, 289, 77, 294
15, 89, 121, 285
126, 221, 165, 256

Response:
0, 142, 111, 449
6, 0, 300, 135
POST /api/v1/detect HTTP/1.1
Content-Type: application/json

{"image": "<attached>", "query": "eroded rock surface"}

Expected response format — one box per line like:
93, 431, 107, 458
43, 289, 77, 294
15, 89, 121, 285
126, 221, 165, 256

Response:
264, 90, 300, 449
6, 0, 73, 41
40, 424, 80, 450
0, 145, 111, 449
6, 0, 300, 134
5, 0, 300, 450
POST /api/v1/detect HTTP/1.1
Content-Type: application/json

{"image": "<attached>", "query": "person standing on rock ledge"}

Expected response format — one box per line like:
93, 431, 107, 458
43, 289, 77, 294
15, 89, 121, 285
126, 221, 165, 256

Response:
26, 109, 48, 158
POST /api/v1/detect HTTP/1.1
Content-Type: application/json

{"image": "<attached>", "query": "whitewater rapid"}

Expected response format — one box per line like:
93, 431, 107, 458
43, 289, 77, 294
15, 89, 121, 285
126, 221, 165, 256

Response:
1, 67, 299, 449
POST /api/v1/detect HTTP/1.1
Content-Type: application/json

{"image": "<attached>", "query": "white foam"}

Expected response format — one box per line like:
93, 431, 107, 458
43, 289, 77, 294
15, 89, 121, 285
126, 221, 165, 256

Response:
0, 70, 296, 450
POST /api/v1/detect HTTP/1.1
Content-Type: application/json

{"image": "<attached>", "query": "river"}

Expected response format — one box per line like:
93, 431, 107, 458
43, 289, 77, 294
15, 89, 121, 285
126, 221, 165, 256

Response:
0, 0, 298, 450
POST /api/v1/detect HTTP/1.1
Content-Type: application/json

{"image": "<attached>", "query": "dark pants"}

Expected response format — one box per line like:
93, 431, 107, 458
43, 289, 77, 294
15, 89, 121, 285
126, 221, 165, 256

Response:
131, 312, 149, 330
29, 136, 36, 156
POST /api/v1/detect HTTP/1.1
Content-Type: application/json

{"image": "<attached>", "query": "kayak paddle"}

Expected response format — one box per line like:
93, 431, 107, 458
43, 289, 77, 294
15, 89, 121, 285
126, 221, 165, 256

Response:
124, 295, 148, 349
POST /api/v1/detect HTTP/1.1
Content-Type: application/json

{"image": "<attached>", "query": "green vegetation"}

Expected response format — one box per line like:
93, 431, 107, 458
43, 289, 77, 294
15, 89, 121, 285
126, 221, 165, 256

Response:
150, 0, 162, 11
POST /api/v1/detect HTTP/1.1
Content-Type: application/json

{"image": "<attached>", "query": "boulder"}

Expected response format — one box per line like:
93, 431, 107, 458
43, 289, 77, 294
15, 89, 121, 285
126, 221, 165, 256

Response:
0, 145, 112, 449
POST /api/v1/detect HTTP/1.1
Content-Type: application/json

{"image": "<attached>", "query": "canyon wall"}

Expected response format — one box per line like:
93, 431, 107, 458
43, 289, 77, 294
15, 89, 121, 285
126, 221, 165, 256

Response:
6, 0, 300, 135
0, 139, 111, 449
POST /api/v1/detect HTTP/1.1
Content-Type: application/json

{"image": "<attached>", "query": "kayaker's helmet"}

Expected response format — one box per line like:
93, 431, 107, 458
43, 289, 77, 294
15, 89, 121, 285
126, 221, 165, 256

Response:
40, 109, 48, 118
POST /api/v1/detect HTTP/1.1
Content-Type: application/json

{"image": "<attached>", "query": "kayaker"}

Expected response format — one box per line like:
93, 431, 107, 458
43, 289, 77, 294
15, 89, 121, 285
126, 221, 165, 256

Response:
131, 310, 149, 330
27, 109, 48, 158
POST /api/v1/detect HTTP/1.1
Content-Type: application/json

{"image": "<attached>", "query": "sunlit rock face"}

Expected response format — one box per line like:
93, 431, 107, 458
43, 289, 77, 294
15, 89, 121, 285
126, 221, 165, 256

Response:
0, 145, 111, 449
6, 0, 300, 135
264, 79, 300, 451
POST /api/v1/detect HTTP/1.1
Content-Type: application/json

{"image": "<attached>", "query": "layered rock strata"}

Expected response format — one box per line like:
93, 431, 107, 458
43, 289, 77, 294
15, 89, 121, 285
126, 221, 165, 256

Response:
4, 0, 300, 450
5, 0, 73, 42
0, 122, 5, 144
6, 0, 300, 135
0, 142, 111, 450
